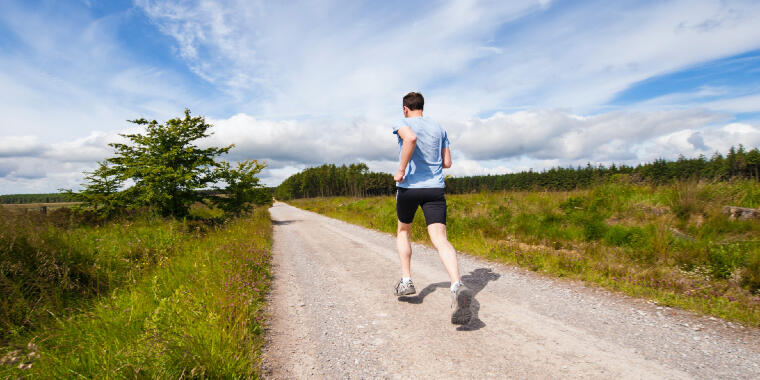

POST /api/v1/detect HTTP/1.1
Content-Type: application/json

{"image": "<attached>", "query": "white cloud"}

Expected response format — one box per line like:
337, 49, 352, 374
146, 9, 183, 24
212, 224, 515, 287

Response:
136, 0, 550, 119
630, 85, 760, 114
444, 158, 514, 177
0, 161, 17, 178
189, 108, 760, 181
2, 107, 758, 193
0, 136, 44, 157
450, 108, 727, 161
0, 2, 212, 144
703, 94, 760, 113
633, 121, 760, 162
135, 0, 760, 121
204, 113, 395, 164
258, 164, 304, 187
0, 158, 94, 193
44, 131, 118, 163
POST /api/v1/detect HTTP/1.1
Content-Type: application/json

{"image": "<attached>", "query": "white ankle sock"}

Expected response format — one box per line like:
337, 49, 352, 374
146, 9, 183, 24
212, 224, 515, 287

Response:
450, 281, 462, 292
402, 277, 412, 283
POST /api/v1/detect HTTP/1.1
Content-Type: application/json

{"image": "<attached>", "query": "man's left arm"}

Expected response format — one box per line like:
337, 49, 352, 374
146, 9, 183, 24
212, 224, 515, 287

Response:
441, 128, 452, 169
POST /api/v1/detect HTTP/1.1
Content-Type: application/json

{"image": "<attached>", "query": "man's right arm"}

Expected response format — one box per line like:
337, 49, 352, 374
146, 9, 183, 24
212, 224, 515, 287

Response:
442, 147, 452, 168
395, 126, 417, 182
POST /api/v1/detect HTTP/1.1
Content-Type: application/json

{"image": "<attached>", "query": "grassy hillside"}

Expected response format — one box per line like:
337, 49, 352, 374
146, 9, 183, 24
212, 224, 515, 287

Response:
0, 206, 272, 378
290, 179, 760, 326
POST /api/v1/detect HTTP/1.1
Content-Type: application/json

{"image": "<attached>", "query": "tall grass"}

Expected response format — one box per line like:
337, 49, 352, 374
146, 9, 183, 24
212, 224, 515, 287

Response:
291, 179, 760, 325
0, 207, 272, 377
1, 208, 184, 341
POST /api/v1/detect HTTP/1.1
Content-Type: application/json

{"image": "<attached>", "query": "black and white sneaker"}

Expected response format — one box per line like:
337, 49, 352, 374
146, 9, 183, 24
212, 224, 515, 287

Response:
394, 278, 416, 296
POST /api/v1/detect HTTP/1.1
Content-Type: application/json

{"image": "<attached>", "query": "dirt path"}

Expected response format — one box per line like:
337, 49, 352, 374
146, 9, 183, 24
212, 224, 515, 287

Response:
262, 202, 760, 379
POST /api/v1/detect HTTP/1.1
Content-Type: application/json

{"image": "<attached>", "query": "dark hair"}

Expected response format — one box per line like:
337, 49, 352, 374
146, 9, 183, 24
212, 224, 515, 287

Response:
403, 92, 424, 111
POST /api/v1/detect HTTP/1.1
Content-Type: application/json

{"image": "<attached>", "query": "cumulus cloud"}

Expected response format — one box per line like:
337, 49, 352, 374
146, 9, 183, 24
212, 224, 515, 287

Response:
451, 108, 727, 161
0, 161, 17, 178
44, 131, 118, 162
199, 108, 759, 181
205, 114, 395, 164
687, 132, 709, 150
0, 136, 44, 158
2, 107, 759, 193
0, 157, 95, 193
6, 159, 47, 180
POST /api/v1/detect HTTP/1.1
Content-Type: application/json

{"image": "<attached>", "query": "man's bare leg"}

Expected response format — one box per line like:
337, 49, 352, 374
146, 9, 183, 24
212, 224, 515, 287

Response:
427, 223, 460, 284
429, 222, 472, 324
397, 221, 413, 278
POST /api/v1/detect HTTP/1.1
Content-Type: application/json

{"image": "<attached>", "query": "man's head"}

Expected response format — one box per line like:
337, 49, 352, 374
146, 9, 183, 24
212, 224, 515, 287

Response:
403, 92, 424, 117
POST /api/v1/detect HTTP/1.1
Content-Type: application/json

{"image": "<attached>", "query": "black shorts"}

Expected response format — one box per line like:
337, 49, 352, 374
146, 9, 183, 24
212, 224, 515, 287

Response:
396, 187, 447, 225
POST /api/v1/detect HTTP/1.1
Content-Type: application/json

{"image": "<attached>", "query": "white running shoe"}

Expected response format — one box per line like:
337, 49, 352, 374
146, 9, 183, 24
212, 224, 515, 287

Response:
394, 278, 417, 296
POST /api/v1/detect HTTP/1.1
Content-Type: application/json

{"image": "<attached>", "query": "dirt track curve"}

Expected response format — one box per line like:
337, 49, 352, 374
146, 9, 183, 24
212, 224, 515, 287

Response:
261, 202, 760, 379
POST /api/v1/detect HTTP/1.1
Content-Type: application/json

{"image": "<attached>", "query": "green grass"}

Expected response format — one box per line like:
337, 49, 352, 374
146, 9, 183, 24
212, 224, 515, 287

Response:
0, 207, 272, 378
1, 209, 185, 340
290, 179, 760, 326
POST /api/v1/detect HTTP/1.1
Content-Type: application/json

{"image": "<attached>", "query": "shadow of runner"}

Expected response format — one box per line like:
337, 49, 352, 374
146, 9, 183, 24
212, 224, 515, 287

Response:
272, 219, 298, 225
398, 267, 501, 331
457, 267, 501, 331
398, 282, 449, 304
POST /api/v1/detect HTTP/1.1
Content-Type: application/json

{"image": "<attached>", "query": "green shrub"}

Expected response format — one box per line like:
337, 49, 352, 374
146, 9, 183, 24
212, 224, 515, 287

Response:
666, 180, 701, 220
604, 225, 646, 248
707, 242, 748, 279
559, 196, 584, 213
742, 250, 760, 293
488, 205, 512, 225
582, 218, 607, 241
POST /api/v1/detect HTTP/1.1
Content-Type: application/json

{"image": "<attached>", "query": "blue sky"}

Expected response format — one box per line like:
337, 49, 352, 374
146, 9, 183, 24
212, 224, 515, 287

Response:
609, 48, 760, 116
613, 50, 760, 105
1, 0, 759, 193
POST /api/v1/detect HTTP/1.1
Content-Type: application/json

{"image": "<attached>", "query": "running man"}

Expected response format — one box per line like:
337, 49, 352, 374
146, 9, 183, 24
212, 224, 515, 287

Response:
391, 92, 473, 325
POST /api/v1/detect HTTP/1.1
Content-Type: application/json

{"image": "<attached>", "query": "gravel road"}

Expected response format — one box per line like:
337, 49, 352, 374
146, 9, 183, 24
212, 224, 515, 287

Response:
261, 202, 760, 379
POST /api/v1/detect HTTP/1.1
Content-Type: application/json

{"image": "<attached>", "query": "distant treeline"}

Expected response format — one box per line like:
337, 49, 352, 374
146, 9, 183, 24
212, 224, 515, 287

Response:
274, 163, 395, 200
448, 145, 760, 192
0, 193, 77, 204
275, 145, 759, 199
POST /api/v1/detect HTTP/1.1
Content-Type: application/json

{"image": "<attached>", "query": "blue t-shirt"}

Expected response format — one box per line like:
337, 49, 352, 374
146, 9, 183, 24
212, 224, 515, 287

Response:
392, 116, 450, 188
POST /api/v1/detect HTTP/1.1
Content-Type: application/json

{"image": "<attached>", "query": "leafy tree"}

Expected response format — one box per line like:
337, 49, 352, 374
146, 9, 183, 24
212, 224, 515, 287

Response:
108, 109, 232, 217
212, 160, 272, 215
61, 161, 125, 218
747, 148, 760, 180
60, 109, 271, 219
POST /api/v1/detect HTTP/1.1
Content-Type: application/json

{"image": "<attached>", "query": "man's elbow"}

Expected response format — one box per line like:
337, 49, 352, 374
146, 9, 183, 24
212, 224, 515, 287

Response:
407, 135, 417, 144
